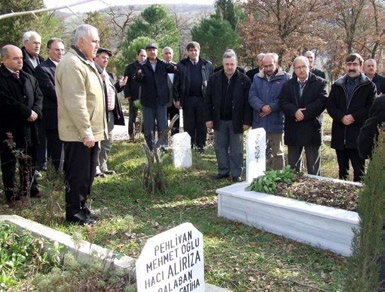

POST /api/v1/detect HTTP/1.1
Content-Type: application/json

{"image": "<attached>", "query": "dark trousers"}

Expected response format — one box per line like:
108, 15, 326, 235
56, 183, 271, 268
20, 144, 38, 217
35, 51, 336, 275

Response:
46, 128, 62, 170
184, 96, 206, 148
288, 145, 321, 175
36, 120, 47, 170
128, 98, 138, 136
63, 142, 98, 216
0, 145, 39, 200
335, 148, 365, 182
167, 104, 179, 135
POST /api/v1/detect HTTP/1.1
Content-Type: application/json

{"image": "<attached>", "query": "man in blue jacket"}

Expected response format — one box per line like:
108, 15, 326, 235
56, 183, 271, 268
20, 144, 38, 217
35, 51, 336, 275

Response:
248, 53, 290, 170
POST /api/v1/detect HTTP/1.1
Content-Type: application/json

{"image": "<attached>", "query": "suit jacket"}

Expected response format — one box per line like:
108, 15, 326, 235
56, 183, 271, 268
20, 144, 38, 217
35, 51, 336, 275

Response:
123, 61, 141, 100
35, 59, 58, 130
21, 46, 44, 76
279, 73, 328, 146
0, 65, 43, 150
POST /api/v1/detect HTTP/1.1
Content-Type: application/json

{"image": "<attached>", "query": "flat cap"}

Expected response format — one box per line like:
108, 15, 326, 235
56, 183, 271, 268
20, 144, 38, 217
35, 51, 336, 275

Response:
145, 43, 158, 50
97, 47, 112, 57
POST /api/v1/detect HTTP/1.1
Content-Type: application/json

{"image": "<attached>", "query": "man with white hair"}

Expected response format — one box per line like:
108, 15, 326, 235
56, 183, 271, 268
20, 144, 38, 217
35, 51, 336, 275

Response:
55, 24, 107, 225
279, 56, 328, 175
363, 58, 385, 95
246, 52, 265, 80
21, 30, 46, 175
304, 50, 326, 79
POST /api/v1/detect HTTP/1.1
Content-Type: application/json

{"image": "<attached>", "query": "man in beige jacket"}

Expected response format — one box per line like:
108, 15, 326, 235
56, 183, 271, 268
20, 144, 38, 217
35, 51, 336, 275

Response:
55, 24, 107, 225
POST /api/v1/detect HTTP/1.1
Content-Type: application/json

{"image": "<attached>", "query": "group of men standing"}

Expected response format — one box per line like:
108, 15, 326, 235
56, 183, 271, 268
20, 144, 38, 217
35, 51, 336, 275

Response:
0, 21, 382, 225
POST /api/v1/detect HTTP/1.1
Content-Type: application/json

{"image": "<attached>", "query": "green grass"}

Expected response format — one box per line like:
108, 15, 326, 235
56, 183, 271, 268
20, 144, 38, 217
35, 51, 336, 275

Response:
0, 130, 349, 291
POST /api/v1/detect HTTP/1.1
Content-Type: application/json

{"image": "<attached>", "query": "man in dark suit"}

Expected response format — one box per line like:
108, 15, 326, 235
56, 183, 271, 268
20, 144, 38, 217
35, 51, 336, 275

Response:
21, 30, 46, 174
246, 52, 265, 81
279, 56, 328, 175
363, 58, 385, 95
94, 47, 127, 176
304, 51, 326, 79
35, 38, 65, 171
0, 45, 44, 203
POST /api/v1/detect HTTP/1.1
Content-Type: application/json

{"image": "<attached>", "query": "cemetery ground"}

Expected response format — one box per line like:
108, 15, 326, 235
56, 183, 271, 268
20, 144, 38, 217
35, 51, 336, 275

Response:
0, 139, 352, 292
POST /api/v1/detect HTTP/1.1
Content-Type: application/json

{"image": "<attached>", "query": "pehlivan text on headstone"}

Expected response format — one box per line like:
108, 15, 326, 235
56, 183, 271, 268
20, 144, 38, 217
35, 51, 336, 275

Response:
136, 222, 204, 292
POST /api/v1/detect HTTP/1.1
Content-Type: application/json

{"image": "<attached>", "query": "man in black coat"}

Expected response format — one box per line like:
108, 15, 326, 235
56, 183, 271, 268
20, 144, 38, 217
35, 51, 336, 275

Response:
279, 56, 328, 175
327, 53, 376, 182
21, 31, 46, 173
135, 43, 174, 150
357, 95, 385, 159
205, 50, 252, 182
304, 51, 326, 79
94, 47, 127, 176
173, 41, 214, 153
246, 52, 265, 81
35, 38, 65, 170
123, 49, 147, 141
363, 59, 385, 95
0, 45, 43, 202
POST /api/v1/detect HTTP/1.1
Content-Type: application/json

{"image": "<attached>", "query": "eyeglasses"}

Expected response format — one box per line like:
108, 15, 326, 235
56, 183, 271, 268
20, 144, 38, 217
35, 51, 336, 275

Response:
295, 65, 308, 70
346, 62, 360, 67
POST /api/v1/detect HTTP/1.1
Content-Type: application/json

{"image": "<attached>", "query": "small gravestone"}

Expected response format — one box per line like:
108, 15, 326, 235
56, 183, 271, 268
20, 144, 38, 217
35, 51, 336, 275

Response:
136, 222, 204, 292
172, 132, 192, 168
246, 128, 266, 184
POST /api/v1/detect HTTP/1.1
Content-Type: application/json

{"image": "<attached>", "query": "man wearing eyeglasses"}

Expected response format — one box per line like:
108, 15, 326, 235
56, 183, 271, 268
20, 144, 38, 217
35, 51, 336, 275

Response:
35, 38, 65, 171
327, 53, 375, 182
279, 56, 327, 175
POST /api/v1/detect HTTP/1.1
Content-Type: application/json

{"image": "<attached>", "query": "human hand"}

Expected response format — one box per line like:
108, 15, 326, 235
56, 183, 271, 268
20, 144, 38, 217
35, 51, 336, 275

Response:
27, 110, 38, 122
82, 134, 95, 148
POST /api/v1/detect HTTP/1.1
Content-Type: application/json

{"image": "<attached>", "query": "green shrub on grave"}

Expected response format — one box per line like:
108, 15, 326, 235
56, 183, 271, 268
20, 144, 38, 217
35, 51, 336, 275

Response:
345, 131, 385, 291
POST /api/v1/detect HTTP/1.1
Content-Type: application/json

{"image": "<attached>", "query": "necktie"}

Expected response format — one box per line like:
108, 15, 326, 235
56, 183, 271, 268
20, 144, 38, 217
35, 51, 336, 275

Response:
12, 71, 19, 79
299, 81, 306, 97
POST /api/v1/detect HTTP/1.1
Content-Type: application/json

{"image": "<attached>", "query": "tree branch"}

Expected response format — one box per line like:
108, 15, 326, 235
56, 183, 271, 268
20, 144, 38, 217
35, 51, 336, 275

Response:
0, 0, 99, 20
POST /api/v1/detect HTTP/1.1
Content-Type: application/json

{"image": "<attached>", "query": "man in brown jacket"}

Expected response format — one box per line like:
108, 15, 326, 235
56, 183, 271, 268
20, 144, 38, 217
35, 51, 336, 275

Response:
55, 24, 107, 225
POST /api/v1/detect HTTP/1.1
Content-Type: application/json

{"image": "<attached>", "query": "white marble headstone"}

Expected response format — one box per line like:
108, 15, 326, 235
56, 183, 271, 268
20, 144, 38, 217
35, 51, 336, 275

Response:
136, 222, 204, 292
246, 128, 266, 184
172, 132, 192, 168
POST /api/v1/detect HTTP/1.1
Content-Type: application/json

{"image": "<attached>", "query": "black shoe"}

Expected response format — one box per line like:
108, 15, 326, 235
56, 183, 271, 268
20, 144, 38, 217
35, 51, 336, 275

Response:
83, 205, 99, 219
95, 172, 107, 178
232, 176, 242, 183
103, 169, 116, 175
66, 210, 97, 226
30, 192, 45, 198
212, 173, 230, 180
197, 147, 205, 154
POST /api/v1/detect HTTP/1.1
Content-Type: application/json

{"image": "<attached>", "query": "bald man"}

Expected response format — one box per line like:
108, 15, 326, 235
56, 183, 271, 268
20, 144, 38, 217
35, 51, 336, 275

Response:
0, 45, 44, 203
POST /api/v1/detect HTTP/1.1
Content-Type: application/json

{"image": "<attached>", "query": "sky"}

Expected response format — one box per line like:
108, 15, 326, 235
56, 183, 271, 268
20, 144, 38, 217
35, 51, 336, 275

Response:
44, 0, 216, 13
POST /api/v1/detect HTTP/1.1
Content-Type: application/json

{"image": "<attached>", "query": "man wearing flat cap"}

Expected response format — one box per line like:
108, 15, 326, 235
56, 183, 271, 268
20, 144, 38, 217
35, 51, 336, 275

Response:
94, 47, 127, 177
135, 43, 175, 150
